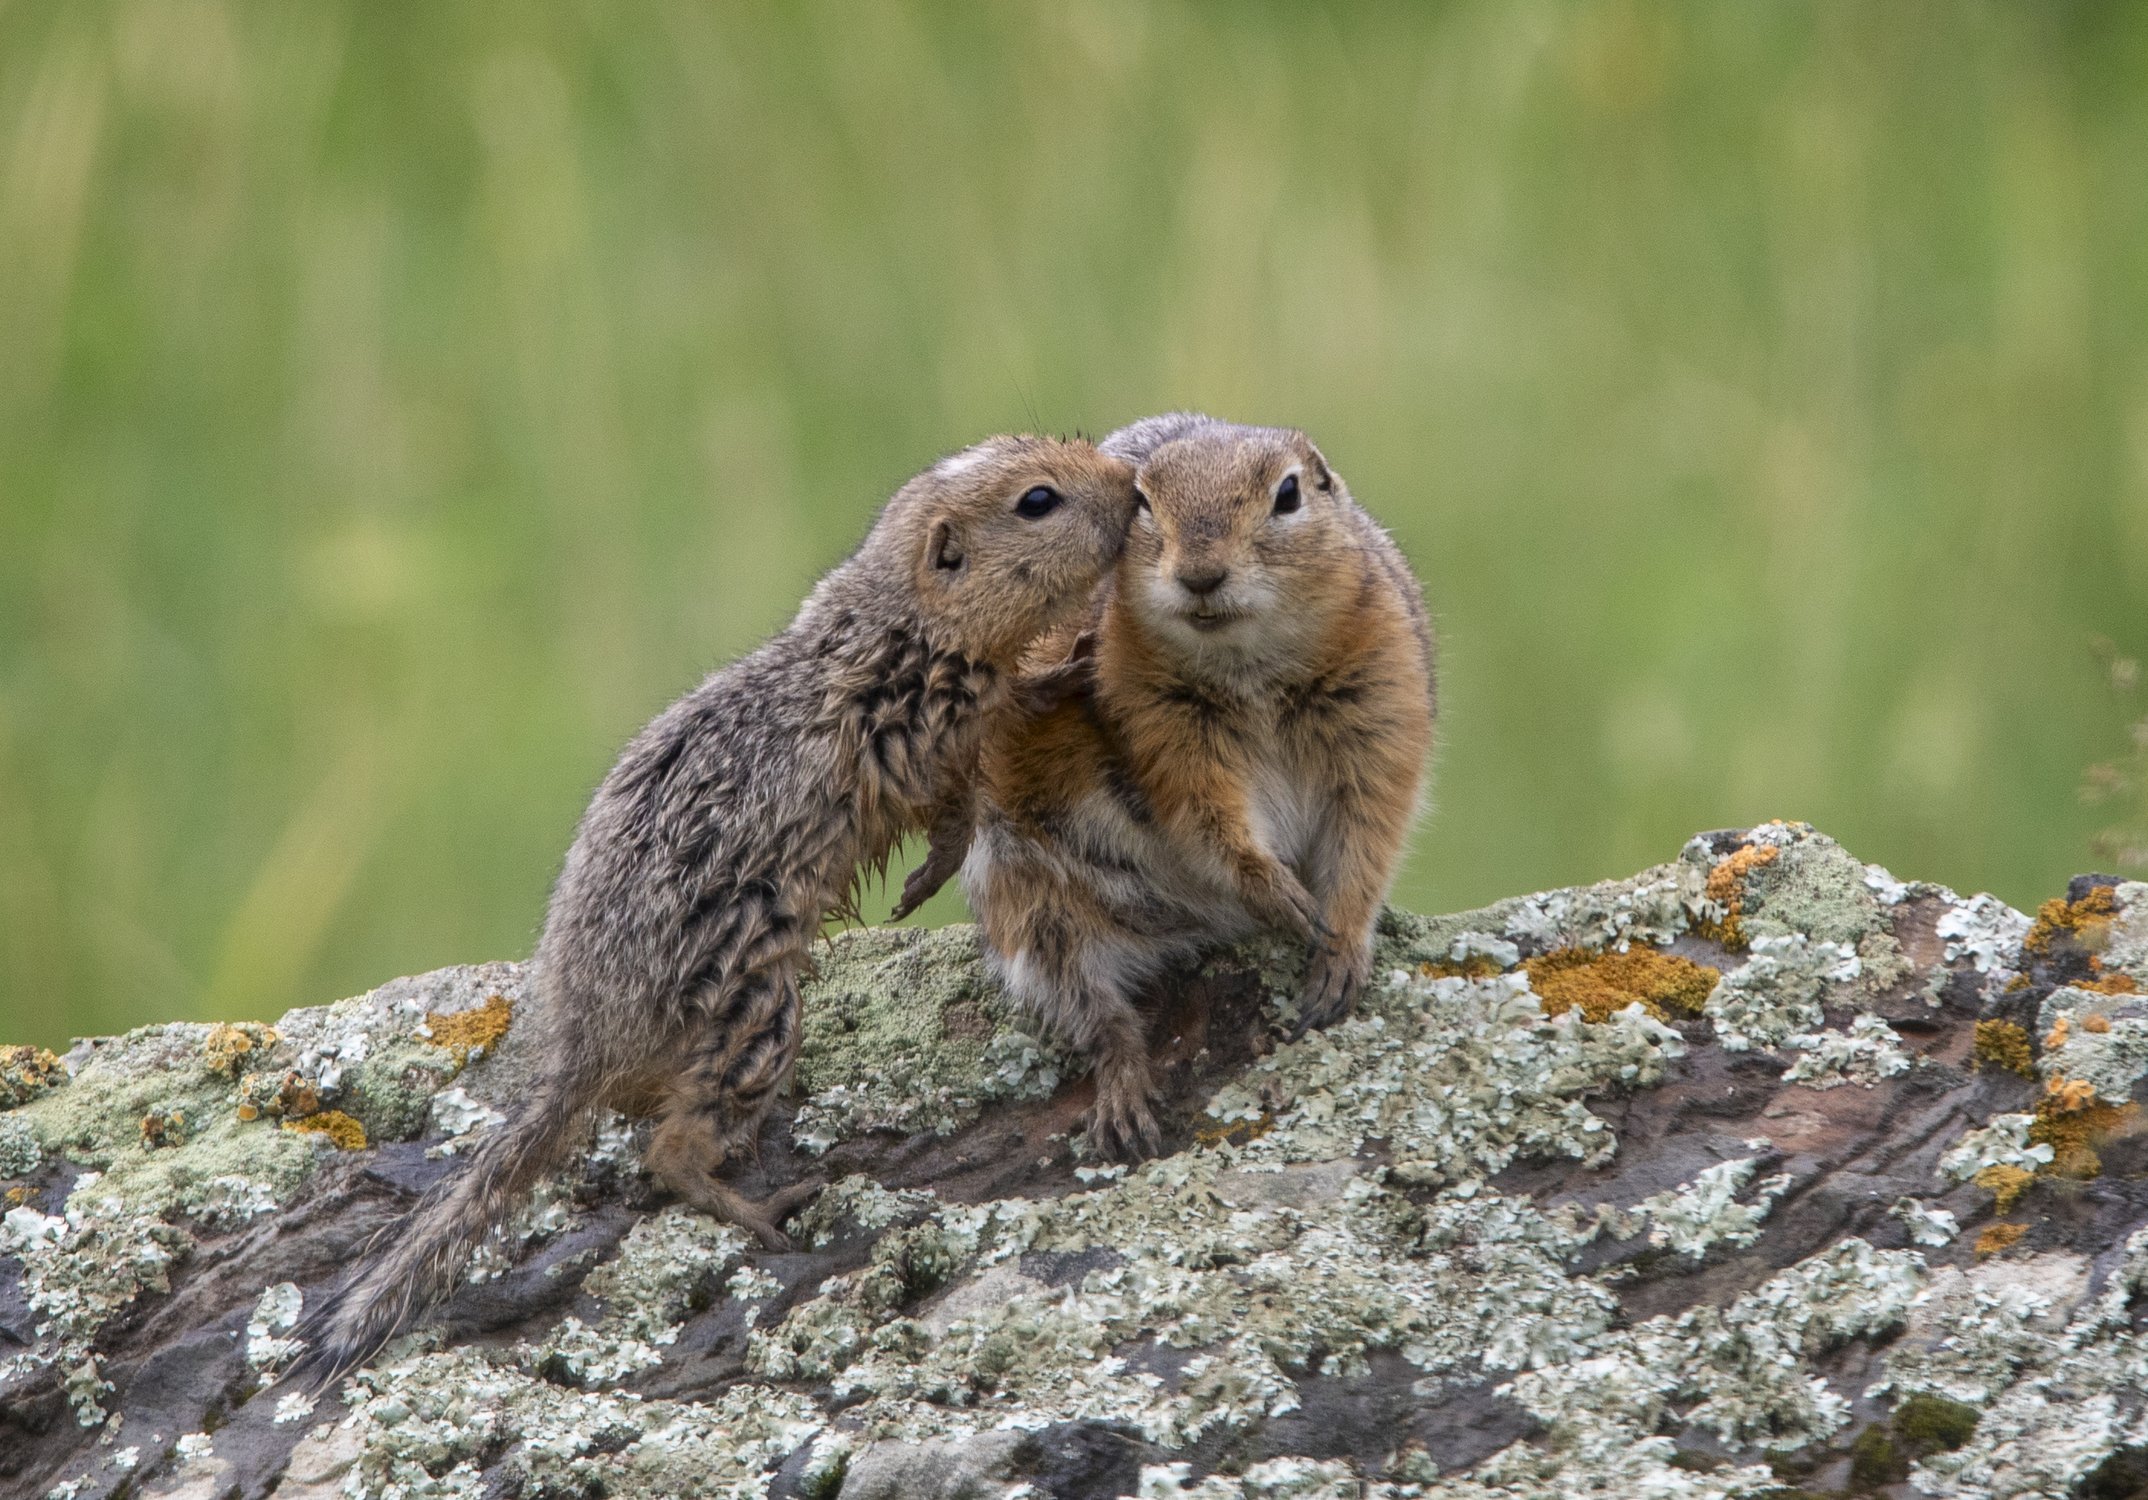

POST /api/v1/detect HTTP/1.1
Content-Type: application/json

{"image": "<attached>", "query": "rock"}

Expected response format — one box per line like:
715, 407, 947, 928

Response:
4, 822, 2148, 1499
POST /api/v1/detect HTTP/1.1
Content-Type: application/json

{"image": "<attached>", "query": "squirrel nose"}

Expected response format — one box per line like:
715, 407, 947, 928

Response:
1176, 565, 1229, 597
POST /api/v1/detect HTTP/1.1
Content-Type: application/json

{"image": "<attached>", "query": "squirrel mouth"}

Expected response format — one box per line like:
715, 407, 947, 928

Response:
1183, 609, 1241, 632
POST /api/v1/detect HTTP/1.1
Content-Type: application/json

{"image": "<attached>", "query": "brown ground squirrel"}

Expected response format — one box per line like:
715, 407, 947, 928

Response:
902, 414, 1435, 1158
292, 436, 1138, 1380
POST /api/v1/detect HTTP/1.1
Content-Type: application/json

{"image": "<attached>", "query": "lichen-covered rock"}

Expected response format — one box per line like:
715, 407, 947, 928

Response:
6, 823, 2148, 1500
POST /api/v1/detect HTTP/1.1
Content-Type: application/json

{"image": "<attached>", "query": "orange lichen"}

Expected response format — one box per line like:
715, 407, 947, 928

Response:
2044, 1017, 2071, 1051
2078, 961, 2138, 996
236, 1069, 321, 1122
2083, 1013, 2113, 1034
1973, 1163, 2034, 1213
138, 1110, 188, 1149
1693, 843, 1782, 949
202, 1022, 278, 1078
1975, 1221, 2029, 1257
2044, 1075, 2097, 1113
426, 993, 514, 1065
4, 1186, 30, 1206
1523, 946, 1720, 1023
1194, 1111, 1276, 1149
2028, 1075, 2140, 1179
2022, 885, 2119, 960
0, 1045, 66, 1108
1972, 1019, 2035, 1077
1420, 956, 1505, 980
282, 1110, 368, 1150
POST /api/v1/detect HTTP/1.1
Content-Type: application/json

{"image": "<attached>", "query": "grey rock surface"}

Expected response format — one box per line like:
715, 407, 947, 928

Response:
5, 824, 2148, 1499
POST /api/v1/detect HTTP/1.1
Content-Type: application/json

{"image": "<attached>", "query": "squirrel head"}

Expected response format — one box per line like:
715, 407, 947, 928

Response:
880, 435, 1139, 668
1100, 415, 1356, 674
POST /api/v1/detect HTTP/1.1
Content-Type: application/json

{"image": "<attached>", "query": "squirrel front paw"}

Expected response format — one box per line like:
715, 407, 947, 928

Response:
889, 819, 973, 921
1286, 943, 1367, 1040
1239, 858, 1329, 945
888, 859, 949, 922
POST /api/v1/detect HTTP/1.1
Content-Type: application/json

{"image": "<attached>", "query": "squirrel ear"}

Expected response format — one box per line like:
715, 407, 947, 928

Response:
1308, 446, 1335, 493
928, 517, 966, 574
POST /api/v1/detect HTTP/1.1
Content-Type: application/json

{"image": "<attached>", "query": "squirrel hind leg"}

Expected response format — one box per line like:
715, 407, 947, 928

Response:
996, 929, 1169, 1162
647, 968, 815, 1249
648, 1138, 817, 1250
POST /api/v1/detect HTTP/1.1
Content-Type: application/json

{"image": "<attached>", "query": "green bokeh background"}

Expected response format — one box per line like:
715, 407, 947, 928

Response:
4, 2, 2146, 1049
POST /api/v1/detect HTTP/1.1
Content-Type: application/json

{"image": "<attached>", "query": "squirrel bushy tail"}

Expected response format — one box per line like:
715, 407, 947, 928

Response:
284, 1047, 604, 1387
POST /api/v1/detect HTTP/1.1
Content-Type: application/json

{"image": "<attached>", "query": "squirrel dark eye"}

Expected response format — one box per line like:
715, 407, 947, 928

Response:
1133, 489, 1151, 512
1273, 474, 1301, 515
1015, 485, 1062, 519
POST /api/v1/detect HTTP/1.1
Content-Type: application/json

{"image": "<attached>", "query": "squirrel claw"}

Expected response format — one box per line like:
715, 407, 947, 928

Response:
1248, 865, 1324, 944
1283, 946, 1363, 1041
891, 819, 971, 921
743, 1178, 826, 1251
1085, 1106, 1164, 1163
1083, 1083, 1165, 1162
887, 866, 940, 922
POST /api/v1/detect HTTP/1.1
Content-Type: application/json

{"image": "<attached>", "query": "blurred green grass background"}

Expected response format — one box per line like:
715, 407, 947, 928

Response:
4, 1, 2146, 1049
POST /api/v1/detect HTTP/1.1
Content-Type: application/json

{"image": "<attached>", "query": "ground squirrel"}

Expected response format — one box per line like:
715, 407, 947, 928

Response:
293, 437, 1138, 1380
901, 414, 1435, 1157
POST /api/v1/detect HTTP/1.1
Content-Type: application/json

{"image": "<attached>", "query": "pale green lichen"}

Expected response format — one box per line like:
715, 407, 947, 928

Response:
1875, 1252, 2091, 1409
791, 925, 1065, 1152
1138, 1458, 1368, 1497
340, 1345, 822, 1500
1447, 930, 1521, 968
754, 1161, 1616, 1449
426, 1085, 504, 1155
1489, 1239, 1926, 1481
1207, 971, 1684, 1187
530, 1315, 667, 1384
335, 1035, 465, 1143
1864, 864, 1913, 904
1620, 1158, 1791, 1258
2035, 987, 2148, 1104
0, 1114, 40, 1177
2103, 881, 2148, 980
1885, 1235, 2148, 1497
1734, 823, 1893, 949
1935, 892, 2033, 974
6, 1021, 323, 1221
785, 1173, 940, 1249
528, 1194, 764, 1383
576, 1205, 751, 1345
1891, 1198, 1961, 1247
246, 1280, 304, 1378
1, 1176, 187, 1424
514, 1201, 758, 1391
1358, 861, 1707, 980
1782, 1013, 1914, 1089
726, 1263, 783, 1301
1938, 1113, 2056, 1181
1857, 926, 1919, 997
1704, 932, 1861, 1051
1499, 860, 1704, 953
